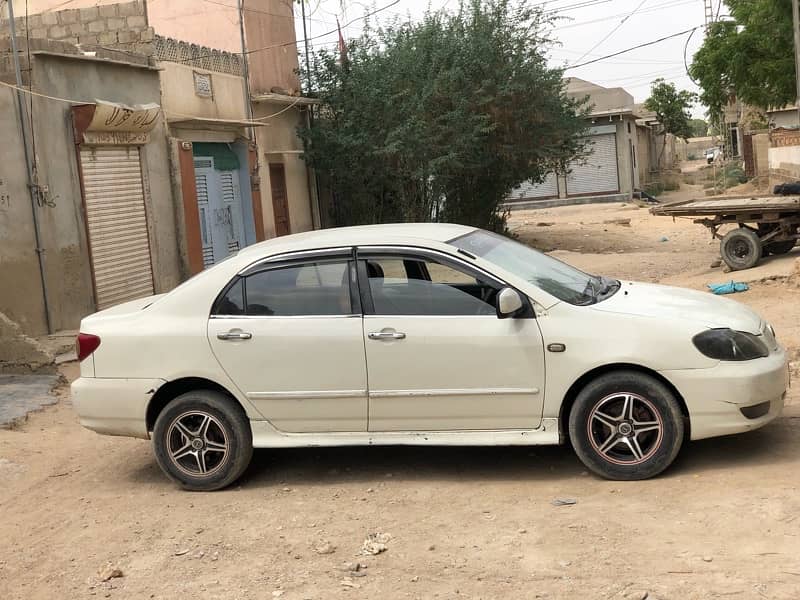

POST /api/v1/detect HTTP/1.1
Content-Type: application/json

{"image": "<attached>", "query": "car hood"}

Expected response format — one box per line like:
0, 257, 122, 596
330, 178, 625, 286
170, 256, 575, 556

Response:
590, 281, 762, 334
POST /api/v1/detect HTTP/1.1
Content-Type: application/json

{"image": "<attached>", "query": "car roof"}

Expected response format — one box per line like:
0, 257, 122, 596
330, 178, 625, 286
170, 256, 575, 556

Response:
237, 222, 477, 258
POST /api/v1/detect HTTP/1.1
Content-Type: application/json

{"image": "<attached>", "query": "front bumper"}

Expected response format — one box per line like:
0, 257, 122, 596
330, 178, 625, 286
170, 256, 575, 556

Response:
660, 347, 789, 441
71, 377, 164, 439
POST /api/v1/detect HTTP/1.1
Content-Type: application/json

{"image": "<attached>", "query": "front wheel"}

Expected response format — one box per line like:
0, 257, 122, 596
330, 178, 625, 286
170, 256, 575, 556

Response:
569, 371, 684, 480
721, 227, 762, 271
153, 390, 253, 491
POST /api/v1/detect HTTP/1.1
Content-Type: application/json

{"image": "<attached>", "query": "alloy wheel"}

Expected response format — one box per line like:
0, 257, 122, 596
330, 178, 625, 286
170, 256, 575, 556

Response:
166, 411, 229, 477
587, 393, 664, 465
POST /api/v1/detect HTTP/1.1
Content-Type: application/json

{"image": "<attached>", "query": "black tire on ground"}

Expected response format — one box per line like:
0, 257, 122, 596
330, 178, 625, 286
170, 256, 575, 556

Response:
153, 390, 253, 491
764, 239, 797, 255
721, 227, 762, 271
568, 371, 684, 481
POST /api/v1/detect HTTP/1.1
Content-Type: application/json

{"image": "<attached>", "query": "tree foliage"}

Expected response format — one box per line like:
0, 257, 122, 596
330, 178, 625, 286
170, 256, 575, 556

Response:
644, 78, 697, 141
298, 0, 588, 229
689, 0, 795, 119
688, 118, 708, 138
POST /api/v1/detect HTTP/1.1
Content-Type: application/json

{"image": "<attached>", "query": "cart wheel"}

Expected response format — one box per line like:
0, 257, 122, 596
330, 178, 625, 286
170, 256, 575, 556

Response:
764, 239, 796, 255
721, 227, 762, 270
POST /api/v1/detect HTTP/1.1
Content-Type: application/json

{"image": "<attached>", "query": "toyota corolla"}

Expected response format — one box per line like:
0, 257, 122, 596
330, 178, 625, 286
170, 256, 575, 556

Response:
71, 224, 789, 490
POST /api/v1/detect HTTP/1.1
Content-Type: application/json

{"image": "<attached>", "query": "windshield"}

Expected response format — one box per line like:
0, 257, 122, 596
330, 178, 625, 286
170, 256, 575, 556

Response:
448, 230, 618, 305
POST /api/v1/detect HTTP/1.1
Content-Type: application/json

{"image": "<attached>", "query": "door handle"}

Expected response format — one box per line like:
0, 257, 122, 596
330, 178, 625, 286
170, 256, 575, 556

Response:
368, 331, 406, 340
217, 331, 253, 341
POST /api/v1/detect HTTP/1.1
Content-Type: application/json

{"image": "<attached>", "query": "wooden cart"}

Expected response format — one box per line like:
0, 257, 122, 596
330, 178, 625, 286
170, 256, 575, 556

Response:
651, 195, 800, 270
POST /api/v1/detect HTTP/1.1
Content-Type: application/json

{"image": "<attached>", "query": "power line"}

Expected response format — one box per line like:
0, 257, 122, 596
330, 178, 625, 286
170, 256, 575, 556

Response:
570, 0, 650, 65
179, 0, 401, 64
554, 0, 696, 31
564, 26, 701, 70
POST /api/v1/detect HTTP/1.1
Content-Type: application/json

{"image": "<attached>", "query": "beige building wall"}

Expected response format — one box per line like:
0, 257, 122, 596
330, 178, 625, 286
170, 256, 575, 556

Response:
0, 42, 178, 335
159, 62, 247, 122
252, 101, 313, 236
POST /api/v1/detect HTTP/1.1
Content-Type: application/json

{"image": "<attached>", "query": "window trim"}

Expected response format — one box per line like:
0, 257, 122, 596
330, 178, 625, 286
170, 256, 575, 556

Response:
355, 245, 534, 318
238, 246, 354, 277
211, 256, 361, 318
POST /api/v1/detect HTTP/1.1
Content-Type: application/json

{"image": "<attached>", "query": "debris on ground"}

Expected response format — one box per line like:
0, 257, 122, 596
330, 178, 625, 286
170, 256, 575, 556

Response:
603, 218, 631, 226
362, 532, 392, 555
537, 222, 554, 227
174, 548, 190, 556
97, 565, 124, 582
313, 540, 336, 555
707, 281, 749, 295
337, 561, 367, 574
659, 236, 669, 242
551, 498, 578, 506
710, 258, 722, 268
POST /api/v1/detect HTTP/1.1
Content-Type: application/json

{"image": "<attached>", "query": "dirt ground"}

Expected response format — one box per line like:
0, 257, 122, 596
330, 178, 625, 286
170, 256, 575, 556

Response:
2, 185, 800, 600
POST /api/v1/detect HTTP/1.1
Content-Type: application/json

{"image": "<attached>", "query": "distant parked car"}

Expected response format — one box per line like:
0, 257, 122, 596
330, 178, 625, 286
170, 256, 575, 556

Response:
71, 224, 788, 490
705, 147, 722, 164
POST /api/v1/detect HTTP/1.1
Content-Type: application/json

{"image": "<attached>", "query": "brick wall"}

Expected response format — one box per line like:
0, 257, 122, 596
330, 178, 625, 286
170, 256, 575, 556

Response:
5, 0, 154, 56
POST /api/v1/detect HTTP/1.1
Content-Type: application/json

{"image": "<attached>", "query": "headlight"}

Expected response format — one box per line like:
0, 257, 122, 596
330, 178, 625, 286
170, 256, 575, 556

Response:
692, 328, 769, 361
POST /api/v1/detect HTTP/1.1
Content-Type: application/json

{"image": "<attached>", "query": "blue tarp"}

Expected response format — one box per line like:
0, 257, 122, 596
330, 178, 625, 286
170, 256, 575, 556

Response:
707, 281, 749, 295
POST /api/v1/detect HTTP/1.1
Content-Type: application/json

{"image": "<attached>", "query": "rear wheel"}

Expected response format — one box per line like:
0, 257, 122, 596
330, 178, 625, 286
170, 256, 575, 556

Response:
569, 371, 684, 480
153, 390, 253, 491
721, 227, 762, 270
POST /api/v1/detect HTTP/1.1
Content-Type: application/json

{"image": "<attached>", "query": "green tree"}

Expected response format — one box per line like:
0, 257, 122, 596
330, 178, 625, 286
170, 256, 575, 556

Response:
299, 0, 588, 229
688, 118, 708, 138
644, 78, 697, 164
689, 0, 795, 119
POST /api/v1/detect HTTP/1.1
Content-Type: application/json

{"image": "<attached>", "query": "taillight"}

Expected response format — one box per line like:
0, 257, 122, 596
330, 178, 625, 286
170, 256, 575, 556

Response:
76, 333, 101, 362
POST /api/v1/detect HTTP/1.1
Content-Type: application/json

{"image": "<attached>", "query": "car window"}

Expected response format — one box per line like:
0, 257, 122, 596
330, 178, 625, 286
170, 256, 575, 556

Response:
214, 278, 245, 315
215, 261, 353, 317
365, 256, 499, 316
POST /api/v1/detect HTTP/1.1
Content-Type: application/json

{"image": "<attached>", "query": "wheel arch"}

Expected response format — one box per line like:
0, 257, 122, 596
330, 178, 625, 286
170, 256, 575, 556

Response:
146, 377, 247, 434
558, 363, 690, 440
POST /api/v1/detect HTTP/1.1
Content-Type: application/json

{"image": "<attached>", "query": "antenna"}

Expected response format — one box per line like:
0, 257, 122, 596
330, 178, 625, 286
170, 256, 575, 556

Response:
703, 0, 715, 29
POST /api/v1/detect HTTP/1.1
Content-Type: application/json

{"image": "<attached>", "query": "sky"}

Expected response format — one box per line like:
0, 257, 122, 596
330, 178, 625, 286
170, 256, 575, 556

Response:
293, 0, 713, 118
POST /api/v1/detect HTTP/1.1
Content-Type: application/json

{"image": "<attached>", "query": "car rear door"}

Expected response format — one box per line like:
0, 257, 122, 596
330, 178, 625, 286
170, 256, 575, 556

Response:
357, 247, 546, 432
207, 251, 368, 432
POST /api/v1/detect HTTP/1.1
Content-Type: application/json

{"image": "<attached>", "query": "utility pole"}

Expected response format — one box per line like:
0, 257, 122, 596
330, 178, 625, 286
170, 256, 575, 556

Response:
237, 0, 254, 138
793, 0, 800, 123
6, 0, 53, 333
299, 0, 312, 95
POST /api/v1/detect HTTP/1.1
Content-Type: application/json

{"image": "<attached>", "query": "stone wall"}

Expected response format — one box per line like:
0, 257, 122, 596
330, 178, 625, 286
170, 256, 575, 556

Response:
5, 0, 154, 56
769, 128, 800, 186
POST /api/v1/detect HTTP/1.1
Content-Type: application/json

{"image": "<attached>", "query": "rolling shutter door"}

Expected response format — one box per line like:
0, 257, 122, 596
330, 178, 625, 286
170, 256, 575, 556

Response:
80, 146, 154, 310
508, 172, 559, 202
566, 133, 619, 196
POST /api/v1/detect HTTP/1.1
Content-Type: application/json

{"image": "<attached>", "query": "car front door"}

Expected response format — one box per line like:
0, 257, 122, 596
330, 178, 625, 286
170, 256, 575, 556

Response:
208, 252, 368, 433
358, 247, 546, 432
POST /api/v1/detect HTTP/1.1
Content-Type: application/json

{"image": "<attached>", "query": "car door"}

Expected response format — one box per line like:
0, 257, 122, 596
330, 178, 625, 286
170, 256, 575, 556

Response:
358, 247, 546, 432
208, 252, 368, 433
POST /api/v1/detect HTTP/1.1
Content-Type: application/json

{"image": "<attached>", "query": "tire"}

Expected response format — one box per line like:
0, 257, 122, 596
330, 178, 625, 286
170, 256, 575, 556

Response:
721, 227, 762, 271
764, 239, 796, 255
568, 371, 684, 481
153, 390, 253, 491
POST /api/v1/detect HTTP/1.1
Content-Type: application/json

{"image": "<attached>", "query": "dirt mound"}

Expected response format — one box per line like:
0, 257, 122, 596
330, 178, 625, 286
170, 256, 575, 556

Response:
725, 178, 770, 196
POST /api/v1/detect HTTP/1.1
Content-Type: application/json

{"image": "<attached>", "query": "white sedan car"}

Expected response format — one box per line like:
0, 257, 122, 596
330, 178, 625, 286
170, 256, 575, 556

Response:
71, 224, 788, 490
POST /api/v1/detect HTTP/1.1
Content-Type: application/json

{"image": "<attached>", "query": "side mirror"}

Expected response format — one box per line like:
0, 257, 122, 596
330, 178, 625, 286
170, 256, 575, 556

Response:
497, 287, 524, 319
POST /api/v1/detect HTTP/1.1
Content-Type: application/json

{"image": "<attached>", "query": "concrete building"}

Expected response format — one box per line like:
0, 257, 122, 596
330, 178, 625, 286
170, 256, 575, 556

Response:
0, 38, 177, 335
1, 0, 318, 337
767, 105, 800, 130
507, 78, 643, 208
